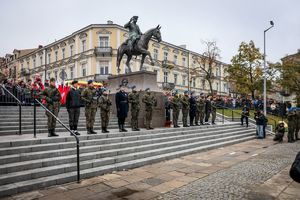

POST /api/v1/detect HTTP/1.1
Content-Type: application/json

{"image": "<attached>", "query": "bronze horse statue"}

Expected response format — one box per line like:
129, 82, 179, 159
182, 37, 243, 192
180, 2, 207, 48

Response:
116, 25, 162, 73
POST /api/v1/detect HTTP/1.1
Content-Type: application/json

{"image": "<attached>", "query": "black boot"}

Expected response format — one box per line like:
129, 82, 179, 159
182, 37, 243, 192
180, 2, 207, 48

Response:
90, 128, 97, 134
87, 128, 92, 134
74, 125, 80, 135
48, 129, 52, 137
119, 124, 123, 132
121, 124, 127, 132
105, 127, 109, 133
101, 127, 106, 133
51, 129, 59, 137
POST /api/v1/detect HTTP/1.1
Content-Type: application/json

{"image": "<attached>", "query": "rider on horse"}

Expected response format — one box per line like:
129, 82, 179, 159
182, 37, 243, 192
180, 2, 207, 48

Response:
124, 16, 142, 52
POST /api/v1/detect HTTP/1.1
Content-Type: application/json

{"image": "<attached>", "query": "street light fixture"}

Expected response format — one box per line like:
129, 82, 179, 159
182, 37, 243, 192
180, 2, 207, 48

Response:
263, 20, 274, 116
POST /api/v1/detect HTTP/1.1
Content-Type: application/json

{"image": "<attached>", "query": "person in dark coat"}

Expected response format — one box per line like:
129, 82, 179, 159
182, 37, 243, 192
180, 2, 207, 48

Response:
189, 91, 197, 126
115, 85, 129, 132
66, 80, 81, 135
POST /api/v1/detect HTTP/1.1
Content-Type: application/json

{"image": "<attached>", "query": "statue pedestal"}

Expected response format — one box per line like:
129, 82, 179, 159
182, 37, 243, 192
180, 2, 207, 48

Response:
108, 71, 165, 128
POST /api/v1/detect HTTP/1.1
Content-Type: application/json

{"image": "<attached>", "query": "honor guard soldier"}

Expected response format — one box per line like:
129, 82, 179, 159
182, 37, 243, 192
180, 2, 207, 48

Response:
171, 90, 181, 128
142, 88, 157, 130
128, 86, 141, 131
196, 94, 205, 125
81, 80, 98, 134
211, 97, 217, 125
39, 78, 61, 137
65, 80, 81, 135
115, 85, 129, 132
189, 91, 197, 126
181, 90, 190, 127
98, 88, 112, 133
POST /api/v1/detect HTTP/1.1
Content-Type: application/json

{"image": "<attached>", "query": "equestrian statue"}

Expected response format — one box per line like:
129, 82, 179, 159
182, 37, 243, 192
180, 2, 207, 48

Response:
116, 16, 162, 74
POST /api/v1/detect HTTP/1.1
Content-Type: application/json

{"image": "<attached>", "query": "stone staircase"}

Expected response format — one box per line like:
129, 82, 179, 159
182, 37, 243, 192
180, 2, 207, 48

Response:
0, 106, 256, 197
0, 106, 121, 135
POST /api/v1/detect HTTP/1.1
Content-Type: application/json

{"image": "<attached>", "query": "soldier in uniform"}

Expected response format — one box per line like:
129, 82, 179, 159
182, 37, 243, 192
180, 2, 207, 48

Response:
204, 95, 212, 125
115, 85, 129, 132
39, 78, 61, 137
189, 91, 197, 126
98, 88, 111, 133
196, 94, 205, 125
287, 104, 296, 143
211, 97, 217, 125
142, 88, 157, 130
65, 80, 81, 135
128, 86, 141, 131
170, 90, 181, 128
181, 90, 190, 127
124, 16, 142, 52
81, 80, 98, 134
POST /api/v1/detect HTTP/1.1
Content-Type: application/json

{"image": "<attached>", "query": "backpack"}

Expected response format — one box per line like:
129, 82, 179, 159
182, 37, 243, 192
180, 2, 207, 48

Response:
290, 151, 300, 183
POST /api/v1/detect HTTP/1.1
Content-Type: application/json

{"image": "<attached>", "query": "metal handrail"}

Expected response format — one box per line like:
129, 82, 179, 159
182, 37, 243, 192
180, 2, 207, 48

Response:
217, 104, 277, 128
34, 99, 81, 183
0, 84, 22, 135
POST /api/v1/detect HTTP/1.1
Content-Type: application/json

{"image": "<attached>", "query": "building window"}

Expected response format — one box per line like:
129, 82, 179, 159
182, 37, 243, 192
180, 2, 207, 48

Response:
173, 55, 177, 65
99, 60, 109, 75
202, 80, 205, 89
163, 52, 168, 61
182, 57, 186, 67
70, 45, 73, 57
33, 59, 36, 68
174, 74, 178, 85
216, 83, 219, 91
27, 61, 30, 69
48, 54, 51, 64
223, 83, 227, 92
182, 75, 187, 86
54, 71, 58, 80
40, 56, 43, 66
99, 36, 109, 47
81, 40, 86, 52
70, 66, 74, 79
192, 78, 196, 88
62, 48, 65, 59
81, 63, 86, 76
55, 51, 58, 62
153, 49, 158, 60
163, 72, 168, 83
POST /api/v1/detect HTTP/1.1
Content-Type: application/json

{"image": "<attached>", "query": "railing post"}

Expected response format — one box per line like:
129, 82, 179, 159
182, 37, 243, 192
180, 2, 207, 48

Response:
34, 98, 37, 138
19, 104, 22, 135
231, 110, 234, 121
77, 140, 80, 183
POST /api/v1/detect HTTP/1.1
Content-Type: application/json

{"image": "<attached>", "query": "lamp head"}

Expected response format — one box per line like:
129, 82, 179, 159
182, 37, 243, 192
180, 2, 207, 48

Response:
270, 21, 274, 26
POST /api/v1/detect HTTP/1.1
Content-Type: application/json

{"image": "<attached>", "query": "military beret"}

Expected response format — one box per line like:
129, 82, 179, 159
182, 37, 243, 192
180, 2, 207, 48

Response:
87, 80, 93, 84
71, 80, 78, 85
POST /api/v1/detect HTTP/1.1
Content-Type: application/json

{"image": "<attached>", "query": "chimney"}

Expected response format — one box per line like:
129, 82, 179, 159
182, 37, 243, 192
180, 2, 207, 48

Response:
179, 45, 186, 49
107, 20, 113, 24
38, 45, 43, 49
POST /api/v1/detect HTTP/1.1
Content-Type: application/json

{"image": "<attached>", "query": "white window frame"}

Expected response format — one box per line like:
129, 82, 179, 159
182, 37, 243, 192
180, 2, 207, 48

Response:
62, 48, 65, 59
33, 59, 36, 68
99, 36, 109, 47
163, 71, 168, 83
70, 65, 74, 79
70, 45, 74, 57
55, 51, 58, 62
173, 55, 177, 65
153, 49, 158, 60
40, 56, 43, 66
182, 57, 186, 67
182, 75, 187, 86
163, 52, 168, 61
48, 54, 51, 64
81, 63, 87, 77
81, 40, 86, 52
98, 60, 109, 75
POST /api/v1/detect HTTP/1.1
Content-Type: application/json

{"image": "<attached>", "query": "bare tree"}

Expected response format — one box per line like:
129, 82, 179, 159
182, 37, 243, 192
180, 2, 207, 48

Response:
192, 40, 221, 95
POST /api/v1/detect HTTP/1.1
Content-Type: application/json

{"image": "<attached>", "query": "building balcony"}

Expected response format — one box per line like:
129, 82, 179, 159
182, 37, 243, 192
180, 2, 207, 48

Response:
162, 60, 175, 69
20, 68, 30, 76
94, 47, 112, 56
162, 82, 175, 90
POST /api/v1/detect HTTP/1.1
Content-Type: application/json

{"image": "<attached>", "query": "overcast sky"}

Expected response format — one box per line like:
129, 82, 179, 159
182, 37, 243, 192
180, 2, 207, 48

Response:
1, 0, 299, 63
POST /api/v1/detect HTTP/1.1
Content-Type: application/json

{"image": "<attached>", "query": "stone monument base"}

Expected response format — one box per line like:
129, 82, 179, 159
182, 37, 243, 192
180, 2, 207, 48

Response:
108, 71, 165, 128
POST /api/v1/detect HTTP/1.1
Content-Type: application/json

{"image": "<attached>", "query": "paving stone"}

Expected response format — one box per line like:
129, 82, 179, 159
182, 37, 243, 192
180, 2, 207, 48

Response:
103, 179, 130, 188
142, 177, 165, 186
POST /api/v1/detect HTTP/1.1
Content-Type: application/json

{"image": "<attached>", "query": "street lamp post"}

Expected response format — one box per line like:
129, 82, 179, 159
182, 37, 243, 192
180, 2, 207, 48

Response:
263, 20, 274, 116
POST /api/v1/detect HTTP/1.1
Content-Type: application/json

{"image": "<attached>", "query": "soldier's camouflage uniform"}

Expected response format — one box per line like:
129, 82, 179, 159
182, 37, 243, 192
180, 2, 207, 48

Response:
196, 98, 205, 125
181, 95, 190, 127
171, 95, 181, 127
98, 94, 111, 133
81, 86, 98, 133
211, 100, 217, 124
142, 92, 157, 129
128, 91, 141, 130
40, 84, 61, 136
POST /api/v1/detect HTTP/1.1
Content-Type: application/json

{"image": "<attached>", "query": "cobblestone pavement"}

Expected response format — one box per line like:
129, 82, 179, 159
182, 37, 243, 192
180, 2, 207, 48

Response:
155, 141, 300, 200
3, 138, 300, 200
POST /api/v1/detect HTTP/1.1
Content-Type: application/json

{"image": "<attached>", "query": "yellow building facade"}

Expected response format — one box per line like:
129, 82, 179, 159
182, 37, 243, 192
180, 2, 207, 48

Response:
11, 21, 229, 95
